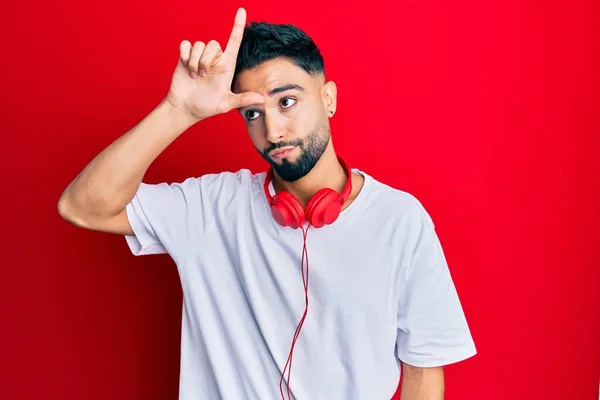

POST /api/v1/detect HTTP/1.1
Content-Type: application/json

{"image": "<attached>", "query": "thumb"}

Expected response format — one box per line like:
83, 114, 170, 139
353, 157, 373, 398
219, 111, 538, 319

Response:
228, 91, 264, 110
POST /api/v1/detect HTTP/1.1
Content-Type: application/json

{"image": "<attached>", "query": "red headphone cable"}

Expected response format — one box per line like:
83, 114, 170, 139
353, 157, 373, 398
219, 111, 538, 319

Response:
279, 225, 311, 400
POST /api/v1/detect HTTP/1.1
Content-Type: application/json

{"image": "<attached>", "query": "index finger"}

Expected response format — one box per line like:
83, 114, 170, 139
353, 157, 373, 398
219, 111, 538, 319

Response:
224, 8, 246, 60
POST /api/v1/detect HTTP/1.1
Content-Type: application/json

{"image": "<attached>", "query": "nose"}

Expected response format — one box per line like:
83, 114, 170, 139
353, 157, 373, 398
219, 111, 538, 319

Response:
264, 112, 286, 143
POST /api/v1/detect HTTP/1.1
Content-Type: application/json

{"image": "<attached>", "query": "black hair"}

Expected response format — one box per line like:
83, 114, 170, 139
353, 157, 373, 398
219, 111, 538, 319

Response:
231, 21, 325, 90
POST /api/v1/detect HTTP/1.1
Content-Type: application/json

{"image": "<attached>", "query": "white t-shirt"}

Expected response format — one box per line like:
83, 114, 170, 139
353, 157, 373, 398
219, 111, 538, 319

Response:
124, 167, 477, 400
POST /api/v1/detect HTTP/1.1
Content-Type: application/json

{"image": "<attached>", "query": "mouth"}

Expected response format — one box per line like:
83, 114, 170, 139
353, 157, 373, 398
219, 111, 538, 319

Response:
269, 146, 296, 160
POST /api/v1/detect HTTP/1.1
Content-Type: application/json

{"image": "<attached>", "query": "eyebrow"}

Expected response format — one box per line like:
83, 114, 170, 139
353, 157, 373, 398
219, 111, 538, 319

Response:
237, 84, 305, 112
268, 84, 305, 96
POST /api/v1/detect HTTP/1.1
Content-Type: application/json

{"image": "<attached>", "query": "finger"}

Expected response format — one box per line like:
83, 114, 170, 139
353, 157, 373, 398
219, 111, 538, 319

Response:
188, 41, 206, 78
223, 8, 246, 61
198, 40, 223, 77
228, 91, 265, 110
179, 40, 192, 65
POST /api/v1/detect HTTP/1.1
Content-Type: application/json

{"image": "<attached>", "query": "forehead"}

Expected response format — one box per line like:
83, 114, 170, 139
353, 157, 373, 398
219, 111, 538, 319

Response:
234, 58, 320, 94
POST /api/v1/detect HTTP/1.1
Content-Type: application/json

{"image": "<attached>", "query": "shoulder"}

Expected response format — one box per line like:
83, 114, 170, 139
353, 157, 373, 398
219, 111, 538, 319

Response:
167, 168, 260, 193
135, 168, 263, 206
360, 170, 434, 227
187, 168, 258, 186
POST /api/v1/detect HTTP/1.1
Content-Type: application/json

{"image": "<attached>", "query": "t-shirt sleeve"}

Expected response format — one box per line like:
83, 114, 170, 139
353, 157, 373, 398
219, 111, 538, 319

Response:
395, 205, 477, 367
124, 178, 201, 256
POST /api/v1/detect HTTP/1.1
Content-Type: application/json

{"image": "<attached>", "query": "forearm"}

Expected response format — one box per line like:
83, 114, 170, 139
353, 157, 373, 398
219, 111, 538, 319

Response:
58, 99, 198, 221
400, 362, 444, 400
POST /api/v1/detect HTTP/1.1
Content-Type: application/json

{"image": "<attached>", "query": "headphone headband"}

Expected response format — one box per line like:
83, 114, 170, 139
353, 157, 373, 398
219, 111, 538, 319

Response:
263, 157, 353, 228
263, 157, 352, 206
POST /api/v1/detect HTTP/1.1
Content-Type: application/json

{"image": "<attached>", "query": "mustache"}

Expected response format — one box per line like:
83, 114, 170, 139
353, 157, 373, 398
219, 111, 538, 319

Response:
263, 139, 303, 155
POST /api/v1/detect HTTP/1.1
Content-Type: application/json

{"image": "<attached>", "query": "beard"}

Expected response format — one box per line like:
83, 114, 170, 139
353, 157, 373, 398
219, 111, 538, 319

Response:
259, 122, 330, 182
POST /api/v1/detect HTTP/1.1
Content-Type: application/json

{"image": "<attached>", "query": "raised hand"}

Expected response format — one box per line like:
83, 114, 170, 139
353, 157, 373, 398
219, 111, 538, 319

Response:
165, 8, 264, 122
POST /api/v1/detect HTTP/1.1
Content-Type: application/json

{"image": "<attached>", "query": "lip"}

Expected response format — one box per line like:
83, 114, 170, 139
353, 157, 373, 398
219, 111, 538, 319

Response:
269, 146, 295, 160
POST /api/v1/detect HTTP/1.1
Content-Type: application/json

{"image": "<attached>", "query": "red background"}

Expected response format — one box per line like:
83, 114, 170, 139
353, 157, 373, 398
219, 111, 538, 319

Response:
2, 0, 599, 399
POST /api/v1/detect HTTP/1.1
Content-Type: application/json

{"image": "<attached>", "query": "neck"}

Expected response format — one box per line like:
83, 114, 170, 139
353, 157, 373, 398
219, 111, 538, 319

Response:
272, 147, 346, 208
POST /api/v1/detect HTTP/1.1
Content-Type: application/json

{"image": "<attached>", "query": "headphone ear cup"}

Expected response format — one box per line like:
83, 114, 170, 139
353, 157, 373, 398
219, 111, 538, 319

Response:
272, 191, 305, 229
305, 188, 342, 228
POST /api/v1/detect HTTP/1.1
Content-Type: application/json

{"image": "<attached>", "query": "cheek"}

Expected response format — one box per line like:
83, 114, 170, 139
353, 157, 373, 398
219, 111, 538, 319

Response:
296, 106, 322, 131
246, 125, 267, 148
292, 106, 312, 126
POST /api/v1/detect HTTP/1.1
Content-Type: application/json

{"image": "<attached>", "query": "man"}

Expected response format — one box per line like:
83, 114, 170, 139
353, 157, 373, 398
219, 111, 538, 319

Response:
58, 8, 476, 400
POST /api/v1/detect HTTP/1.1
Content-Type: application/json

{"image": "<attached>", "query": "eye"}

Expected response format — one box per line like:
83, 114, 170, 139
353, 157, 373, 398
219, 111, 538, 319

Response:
280, 97, 297, 108
245, 110, 260, 121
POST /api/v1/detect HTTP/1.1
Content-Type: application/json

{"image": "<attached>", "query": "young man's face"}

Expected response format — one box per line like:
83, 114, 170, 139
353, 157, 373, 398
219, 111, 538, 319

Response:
234, 58, 337, 182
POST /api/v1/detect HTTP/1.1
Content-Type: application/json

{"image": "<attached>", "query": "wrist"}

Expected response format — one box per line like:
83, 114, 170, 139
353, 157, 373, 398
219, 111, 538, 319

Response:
160, 97, 202, 129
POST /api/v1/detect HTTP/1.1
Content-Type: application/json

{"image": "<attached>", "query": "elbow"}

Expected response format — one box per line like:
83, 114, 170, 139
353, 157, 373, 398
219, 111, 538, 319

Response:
57, 188, 118, 230
57, 190, 89, 228
57, 191, 77, 224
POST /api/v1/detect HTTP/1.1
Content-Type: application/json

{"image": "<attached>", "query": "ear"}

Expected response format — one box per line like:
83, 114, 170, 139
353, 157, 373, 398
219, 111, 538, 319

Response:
322, 80, 337, 116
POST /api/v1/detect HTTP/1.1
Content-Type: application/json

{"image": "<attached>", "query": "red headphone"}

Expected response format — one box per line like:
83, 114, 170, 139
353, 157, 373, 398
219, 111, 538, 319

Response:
263, 157, 353, 229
